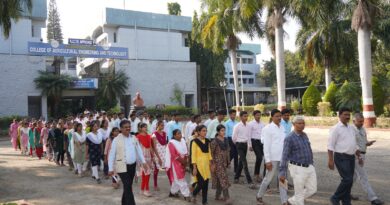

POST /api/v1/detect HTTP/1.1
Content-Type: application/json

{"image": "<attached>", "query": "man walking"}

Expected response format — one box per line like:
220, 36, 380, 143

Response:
233, 111, 256, 189
109, 120, 147, 205
249, 110, 265, 183
351, 113, 384, 205
256, 109, 289, 205
206, 110, 226, 140
328, 108, 362, 205
281, 109, 292, 137
225, 109, 238, 174
279, 116, 317, 205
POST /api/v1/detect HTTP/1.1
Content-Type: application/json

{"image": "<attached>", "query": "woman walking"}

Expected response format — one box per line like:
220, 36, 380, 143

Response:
20, 122, 29, 155
54, 120, 66, 166
28, 122, 37, 157
9, 119, 19, 151
210, 125, 232, 204
35, 121, 44, 159
73, 123, 88, 177
99, 119, 110, 176
191, 125, 213, 205
104, 127, 120, 188
47, 121, 57, 161
151, 121, 169, 190
166, 129, 191, 201
41, 122, 50, 157
136, 123, 159, 197
86, 120, 103, 184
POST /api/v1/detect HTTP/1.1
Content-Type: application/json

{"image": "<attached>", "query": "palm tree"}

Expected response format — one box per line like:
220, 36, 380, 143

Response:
296, 0, 355, 89
97, 70, 129, 110
200, 0, 263, 112
0, 0, 32, 38
34, 71, 73, 117
351, 0, 382, 126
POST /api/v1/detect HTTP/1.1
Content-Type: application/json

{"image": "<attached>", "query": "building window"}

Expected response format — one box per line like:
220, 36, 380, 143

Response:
248, 58, 254, 64
229, 78, 234, 84
184, 37, 189, 47
113, 32, 117, 43
31, 25, 35, 37
243, 78, 247, 84
28, 96, 42, 118
249, 78, 254, 84
185, 94, 194, 108
242, 58, 247, 64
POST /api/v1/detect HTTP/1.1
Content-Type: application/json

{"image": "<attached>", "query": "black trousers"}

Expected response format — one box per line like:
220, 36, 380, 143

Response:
228, 137, 238, 173
251, 139, 264, 176
332, 153, 355, 205
118, 163, 137, 205
193, 172, 209, 204
57, 151, 64, 164
234, 142, 252, 184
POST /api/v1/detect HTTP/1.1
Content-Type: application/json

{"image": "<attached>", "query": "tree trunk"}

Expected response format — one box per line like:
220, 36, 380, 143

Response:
325, 65, 331, 89
229, 49, 240, 115
358, 27, 376, 127
275, 14, 286, 111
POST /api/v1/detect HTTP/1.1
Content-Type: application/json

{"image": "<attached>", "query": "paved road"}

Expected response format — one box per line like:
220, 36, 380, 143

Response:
0, 127, 389, 205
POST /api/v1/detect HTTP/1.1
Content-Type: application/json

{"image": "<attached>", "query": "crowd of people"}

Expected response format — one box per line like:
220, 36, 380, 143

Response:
7, 108, 384, 205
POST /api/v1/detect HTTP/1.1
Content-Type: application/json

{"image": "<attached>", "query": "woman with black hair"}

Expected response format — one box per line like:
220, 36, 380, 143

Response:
73, 123, 87, 177
86, 120, 103, 184
191, 125, 212, 205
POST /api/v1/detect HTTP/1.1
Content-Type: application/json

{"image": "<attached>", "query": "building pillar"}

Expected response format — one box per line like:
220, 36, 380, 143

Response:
41, 95, 48, 120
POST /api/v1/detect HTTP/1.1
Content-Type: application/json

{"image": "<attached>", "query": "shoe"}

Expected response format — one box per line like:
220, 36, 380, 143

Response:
256, 197, 265, 205
351, 194, 359, 201
248, 183, 257, 189
330, 197, 340, 205
371, 199, 384, 205
143, 191, 152, 197
169, 192, 176, 198
96, 179, 102, 184
184, 196, 192, 202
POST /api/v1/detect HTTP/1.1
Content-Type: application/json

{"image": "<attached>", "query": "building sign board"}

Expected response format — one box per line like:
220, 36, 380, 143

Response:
71, 78, 98, 89
68, 38, 94, 45
28, 42, 128, 59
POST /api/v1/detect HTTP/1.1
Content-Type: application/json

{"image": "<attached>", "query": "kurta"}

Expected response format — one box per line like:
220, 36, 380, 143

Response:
20, 127, 29, 149
54, 128, 65, 153
210, 137, 231, 190
34, 128, 43, 148
9, 122, 19, 149
86, 132, 102, 166
41, 127, 49, 152
73, 131, 87, 164
136, 133, 154, 175
191, 138, 212, 180
28, 128, 35, 148
152, 131, 167, 169
168, 141, 187, 180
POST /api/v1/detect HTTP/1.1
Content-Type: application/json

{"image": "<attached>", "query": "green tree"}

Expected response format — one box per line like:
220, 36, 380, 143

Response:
96, 71, 129, 111
372, 76, 385, 115
47, 0, 64, 75
34, 71, 73, 117
296, 0, 355, 88
190, 12, 227, 88
170, 83, 183, 105
167, 2, 181, 16
0, 0, 32, 38
200, 0, 263, 111
336, 81, 362, 112
323, 81, 338, 111
302, 83, 322, 116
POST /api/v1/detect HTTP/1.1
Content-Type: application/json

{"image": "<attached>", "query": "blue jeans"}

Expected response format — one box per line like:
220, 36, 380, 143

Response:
332, 153, 355, 205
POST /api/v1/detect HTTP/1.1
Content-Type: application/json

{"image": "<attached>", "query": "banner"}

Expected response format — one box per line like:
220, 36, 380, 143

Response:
68, 38, 94, 45
28, 42, 128, 59
71, 78, 98, 89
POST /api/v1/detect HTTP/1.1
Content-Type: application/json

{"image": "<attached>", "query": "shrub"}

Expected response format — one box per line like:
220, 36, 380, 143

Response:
108, 105, 121, 114
232, 103, 291, 115
0, 116, 25, 130
302, 84, 322, 116
318, 102, 332, 116
254, 104, 265, 113
372, 77, 385, 116
145, 105, 193, 117
291, 100, 300, 113
336, 81, 361, 112
323, 82, 338, 111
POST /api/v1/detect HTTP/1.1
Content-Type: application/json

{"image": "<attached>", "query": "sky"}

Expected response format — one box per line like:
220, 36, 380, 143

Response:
53, 0, 301, 63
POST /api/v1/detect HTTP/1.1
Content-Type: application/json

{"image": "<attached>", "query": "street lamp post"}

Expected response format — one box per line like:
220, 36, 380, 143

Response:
219, 80, 228, 116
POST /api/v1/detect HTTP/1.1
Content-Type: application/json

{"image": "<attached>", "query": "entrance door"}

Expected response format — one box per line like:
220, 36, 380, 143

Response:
28, 96, 42, 118
185, 94, 194, 108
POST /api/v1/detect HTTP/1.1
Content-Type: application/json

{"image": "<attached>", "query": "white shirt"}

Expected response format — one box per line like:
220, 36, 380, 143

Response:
98, 128, 110, 141
184, 121, 195, 140
261, 122, 285, 163
248, 120, 265, 140
203, 118, 214, 127
130, 118, 141, 133
328, 121, 357, 155
232, 121, 252, 147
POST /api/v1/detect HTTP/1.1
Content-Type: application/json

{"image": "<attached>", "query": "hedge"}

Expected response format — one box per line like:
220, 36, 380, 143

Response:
0, 116, 25, 130
232, 103, 291, 114
302, 84, 322, 116
145, 105, 193, 117
323, 82, 337, 111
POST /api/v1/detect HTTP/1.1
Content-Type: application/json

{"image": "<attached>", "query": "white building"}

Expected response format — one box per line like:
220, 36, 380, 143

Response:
79, 8, 198, 115
224, 44, 271, 106
0, 0, 48, 118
